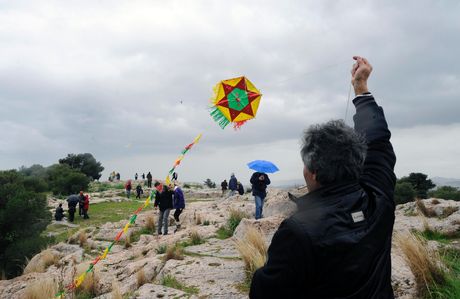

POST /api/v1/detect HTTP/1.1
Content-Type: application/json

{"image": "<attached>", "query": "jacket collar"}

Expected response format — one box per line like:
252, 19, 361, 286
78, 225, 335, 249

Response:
295, 180, 361, 210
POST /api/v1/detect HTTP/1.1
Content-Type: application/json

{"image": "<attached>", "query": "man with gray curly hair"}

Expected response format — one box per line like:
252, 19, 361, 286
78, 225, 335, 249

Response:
250, 56, 397, 298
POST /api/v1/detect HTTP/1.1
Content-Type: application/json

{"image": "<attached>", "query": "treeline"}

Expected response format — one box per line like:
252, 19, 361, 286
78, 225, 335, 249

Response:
395, 172, 460, 204
0, 153, 103, 279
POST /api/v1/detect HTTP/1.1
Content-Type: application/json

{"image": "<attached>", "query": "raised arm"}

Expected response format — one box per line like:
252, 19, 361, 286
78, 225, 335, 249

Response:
351, 56, 396, 200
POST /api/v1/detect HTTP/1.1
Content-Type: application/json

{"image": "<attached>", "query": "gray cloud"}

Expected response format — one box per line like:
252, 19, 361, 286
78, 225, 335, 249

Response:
1, 0, 459, 182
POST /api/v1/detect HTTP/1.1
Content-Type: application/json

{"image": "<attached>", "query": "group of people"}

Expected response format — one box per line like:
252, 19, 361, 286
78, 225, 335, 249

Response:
55, 191, 90, 222
221, 174, 245, 197
153, 182, 185, 235
108, 171, 121, 182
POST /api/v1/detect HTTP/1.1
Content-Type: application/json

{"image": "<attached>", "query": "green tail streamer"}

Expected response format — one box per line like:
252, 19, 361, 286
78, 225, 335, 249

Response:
210, 108, 230, 129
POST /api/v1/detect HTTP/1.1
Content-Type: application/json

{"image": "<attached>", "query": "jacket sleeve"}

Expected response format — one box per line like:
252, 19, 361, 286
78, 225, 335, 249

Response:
250, 173, 258, 185
265, 175, 271, 186
250, 219, 313, 298
353, 94, 396, 201
154, 191, 160, 207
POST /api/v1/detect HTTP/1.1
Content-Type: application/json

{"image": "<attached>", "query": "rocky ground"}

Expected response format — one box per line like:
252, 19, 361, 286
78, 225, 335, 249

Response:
1, 184, 460, 299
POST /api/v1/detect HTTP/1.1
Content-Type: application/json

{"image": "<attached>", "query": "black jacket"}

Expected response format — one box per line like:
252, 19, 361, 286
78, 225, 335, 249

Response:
154, 189, 174, 211
250, 172, 271, 198
250, 94, 396, 299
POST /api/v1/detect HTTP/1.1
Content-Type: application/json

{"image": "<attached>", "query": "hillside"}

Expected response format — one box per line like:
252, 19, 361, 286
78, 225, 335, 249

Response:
1, 182, 459, 298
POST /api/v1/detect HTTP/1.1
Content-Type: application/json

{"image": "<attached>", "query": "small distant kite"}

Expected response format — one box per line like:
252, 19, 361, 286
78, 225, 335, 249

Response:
210, 76, 262, 129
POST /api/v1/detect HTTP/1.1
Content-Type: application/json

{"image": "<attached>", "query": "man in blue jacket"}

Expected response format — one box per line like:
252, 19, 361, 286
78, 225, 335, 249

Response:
228, 173, 238, 197
250, 56, 396, 298
250, 172, 271, 219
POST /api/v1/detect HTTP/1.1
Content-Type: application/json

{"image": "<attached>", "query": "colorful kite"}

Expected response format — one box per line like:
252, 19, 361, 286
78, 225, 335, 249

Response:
210, 76, 262, 129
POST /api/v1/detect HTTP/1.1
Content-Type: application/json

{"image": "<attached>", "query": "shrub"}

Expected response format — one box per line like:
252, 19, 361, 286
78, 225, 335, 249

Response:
235, 227, 268, 281
398, 173, 435, 199
416, 200, 437, 217
394, 231, 446, 297
59, 153, 104, 180
394, 182, 416, 205
195, 213, 202, 225
78, 231, 87, 247
429, 186, 460, 201
23, 249, 59, 274
164, 244, 184, 261
111, 280, 123, 299
136, 268, 147, 287
189, 230, 204, 245
145, 215, 156, 233
156, 244, 168, 254
46, 164, 90, 195
203, 179, 216, 188
228, 209, 248, 233
23, 277, 58, 299
0, 170, 52, 278
203, 220, 210, 226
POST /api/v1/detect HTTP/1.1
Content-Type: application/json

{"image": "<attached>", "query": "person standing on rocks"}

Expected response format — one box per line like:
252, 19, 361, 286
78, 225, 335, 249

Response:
78, 191, 85, 217
125, 180, 132, 199
154, 182, 174, 235
173, 184, 185, 232
66, 194, 79, 222
142, 173, 145, 180
221, 179, 228, 196
250, 57, 397, 298
135, 173, 138, 180
147, 172, 153, 188
250, 172, 271, 219
136, 183, 144, 199
82, 194, 90, 219
55, 203, 64, 221
227, 173, 238, 197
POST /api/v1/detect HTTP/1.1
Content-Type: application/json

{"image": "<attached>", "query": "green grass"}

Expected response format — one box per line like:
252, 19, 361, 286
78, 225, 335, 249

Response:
44, 200, 153, 245
214, 209, 248, 240
161, 274, 199, 294
215, 226, 233, 240
418, 228, 460, 244
130, 227, 154, 242
427, 248, 460, 298
156, 244, 168, 254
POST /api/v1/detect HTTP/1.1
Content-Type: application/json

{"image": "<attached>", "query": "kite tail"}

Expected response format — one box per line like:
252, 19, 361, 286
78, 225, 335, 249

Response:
210, 108, 230, 129
233, 120, 247, 129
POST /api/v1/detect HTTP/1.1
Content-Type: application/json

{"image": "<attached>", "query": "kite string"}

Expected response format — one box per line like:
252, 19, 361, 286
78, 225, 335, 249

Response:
344, 83, 352, 123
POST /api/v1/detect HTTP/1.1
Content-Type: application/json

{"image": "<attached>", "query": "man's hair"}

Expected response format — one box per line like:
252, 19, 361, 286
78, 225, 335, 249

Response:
301, 120, 366, 186
154, 181, 160, 187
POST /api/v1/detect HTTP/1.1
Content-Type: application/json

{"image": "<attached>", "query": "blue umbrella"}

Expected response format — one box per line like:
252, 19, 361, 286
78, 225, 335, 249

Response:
247, 160, 279, 173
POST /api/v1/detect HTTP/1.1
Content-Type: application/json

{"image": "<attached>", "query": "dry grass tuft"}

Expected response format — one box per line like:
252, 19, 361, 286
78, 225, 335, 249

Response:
442, 206, 459, 218
136, 268, 147, 287
394, 231, 446, 296
23, 277, 58, 299
195, 213, 202, 225
124, 233, 132, 249
164, 244, 184, 261
111, 280, 123, 299
80, 270, 100, 297
145, 215, 156, 233
431, 199, 440, 205
190, 230, 204, 245
79, 231, 88, 247
23, 249, 59, 274
416, 200, 437, 218
235, 226, 268, 279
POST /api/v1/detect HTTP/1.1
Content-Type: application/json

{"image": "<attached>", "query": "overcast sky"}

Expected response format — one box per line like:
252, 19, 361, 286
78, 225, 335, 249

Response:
1, 0, 459, 185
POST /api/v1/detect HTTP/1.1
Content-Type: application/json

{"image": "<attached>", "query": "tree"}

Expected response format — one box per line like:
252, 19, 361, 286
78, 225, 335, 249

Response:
0, 170, 51, 278
47, 164, 90, 195
204, 179, 216, 188
394, 182, 416, 205
398, 173, 435, 199
428, 186, 460, 201
59, 153, 104, 180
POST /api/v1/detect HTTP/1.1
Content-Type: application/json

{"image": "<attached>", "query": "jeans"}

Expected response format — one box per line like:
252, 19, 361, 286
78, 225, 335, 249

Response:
126, 190, 131, 199
227, 190, 236, 198
255, 195, 264, 220
158, 209, 171, 234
